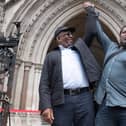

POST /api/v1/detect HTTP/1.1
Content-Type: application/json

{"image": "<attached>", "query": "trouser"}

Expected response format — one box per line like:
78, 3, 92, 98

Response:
95, 100, 126, 126
52, 91, 94, 126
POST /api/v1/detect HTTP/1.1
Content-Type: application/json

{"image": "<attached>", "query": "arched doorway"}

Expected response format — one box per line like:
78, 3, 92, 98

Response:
3, 0, 124, 110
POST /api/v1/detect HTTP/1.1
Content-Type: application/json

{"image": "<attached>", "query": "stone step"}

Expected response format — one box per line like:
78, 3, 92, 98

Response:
0, 109, 50, 126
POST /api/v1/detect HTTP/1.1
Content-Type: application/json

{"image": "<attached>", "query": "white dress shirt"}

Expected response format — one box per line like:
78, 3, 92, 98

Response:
59, 45, 89, 89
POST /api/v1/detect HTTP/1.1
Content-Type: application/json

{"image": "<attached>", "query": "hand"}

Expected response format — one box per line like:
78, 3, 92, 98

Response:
42, 108, 54, 124
83, 1, 94, 9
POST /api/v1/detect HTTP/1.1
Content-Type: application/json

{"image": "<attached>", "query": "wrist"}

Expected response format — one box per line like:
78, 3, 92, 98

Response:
85, 6, 95, 13
85, 6, 99, 17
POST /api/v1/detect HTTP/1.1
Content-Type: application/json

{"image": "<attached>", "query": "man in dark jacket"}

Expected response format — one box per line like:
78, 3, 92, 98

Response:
39, 2, 100, 126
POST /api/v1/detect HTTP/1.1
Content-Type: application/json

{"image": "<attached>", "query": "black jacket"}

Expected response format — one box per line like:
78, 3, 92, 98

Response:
39, 38, 101, 110
39, 7, 100, 110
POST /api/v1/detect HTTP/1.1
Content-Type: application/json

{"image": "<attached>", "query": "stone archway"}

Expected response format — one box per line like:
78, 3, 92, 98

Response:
3, 0, 126, 110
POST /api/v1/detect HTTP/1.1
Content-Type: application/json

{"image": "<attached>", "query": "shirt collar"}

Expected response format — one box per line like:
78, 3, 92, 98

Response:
59, 45, 73, 50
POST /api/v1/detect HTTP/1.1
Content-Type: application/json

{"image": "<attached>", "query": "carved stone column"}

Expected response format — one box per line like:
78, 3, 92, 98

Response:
13, 62, 24, 109
11, 63, 20, 107
31, 65, 42, 110
25, 65, 35, 109
20, 63, 31, 109
0, 1, 4, 30
25, 64, 42, 110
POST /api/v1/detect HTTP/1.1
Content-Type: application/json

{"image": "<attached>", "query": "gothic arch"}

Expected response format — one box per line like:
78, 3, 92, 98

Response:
3, 0, 126, 109
5, 0, 126, 64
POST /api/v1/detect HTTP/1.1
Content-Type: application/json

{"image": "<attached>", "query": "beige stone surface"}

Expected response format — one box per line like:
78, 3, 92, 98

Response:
6, 111, 50, 126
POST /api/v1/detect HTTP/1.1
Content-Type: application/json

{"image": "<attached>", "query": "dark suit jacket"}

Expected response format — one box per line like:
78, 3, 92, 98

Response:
39, 38, 101, 110
39, 7, 101, 110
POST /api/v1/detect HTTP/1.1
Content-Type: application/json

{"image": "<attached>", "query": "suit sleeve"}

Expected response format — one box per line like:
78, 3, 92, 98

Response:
83, 6, 113, 52
39, 54, 52, 111
83, 7, 99, 47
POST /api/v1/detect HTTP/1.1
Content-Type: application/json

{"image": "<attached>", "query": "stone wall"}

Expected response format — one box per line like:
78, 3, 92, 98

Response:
0, 2, 4, 30
1, 110, 50, 126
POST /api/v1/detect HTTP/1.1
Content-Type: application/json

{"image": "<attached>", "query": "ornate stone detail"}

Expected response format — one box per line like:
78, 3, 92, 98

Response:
98, 0, 125, 24
18, 0, 57, 58
24, 62, 32, 69
15, 59, 22, 66
114, 0, 126, 10
27, 0, 78, 58
13, 0, 126, 60
15, 59, 42, 70
0, 2, 4, 30
18, 0, 77, 58
10, 112, 49, 126
35, 64, 42, 70
16, 36, 25, 58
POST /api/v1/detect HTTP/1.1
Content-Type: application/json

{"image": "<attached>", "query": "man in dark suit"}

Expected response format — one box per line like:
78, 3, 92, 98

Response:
39, 2, 100, 126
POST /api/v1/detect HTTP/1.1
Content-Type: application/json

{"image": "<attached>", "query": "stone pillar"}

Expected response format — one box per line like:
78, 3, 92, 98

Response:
0, 1, 4, 30
25, 64, 42, 110
0, 73, 5, 92
11, 63, 20, 108
13, 63, 24, 109
25, 65, 35, 110
31, 65, 42, 110
0, 1, 5, 93
20, 63, 31, 109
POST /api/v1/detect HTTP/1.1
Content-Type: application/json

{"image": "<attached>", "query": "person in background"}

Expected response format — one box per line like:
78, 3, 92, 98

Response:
84, 1, 126, 126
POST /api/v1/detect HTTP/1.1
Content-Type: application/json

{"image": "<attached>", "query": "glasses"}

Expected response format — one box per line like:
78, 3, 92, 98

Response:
121, 31, 126, 34
60, 32, 73, 37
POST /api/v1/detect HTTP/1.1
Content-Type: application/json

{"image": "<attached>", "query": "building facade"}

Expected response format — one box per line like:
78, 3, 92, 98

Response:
0, 0, 126, 126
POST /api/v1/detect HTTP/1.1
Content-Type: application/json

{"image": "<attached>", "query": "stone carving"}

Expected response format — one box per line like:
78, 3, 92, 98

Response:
98, 0, 125, 23
0, 3, 4, 29
114, 0, 126, 9
25, 0, 78, 58
10, 112, 50, 126
17, 0, 126, 59
3, 0, 126, 59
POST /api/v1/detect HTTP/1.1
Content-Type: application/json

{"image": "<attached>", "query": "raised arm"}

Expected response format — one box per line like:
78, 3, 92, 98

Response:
95, 20, 113, 52
83, 3, 98, 47
83, 2, 113, 52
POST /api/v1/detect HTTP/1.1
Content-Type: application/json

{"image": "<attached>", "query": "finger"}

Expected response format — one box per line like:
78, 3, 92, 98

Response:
46, 119, 53, 124
43, 113, 50, 121
42, 109, 54, 124
44, 117, 53, 124
50, 111, 54, 120
42, 113, 48, 118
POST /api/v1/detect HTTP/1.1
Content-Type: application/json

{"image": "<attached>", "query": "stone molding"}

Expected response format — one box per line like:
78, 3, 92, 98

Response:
98, 0, 126, 25
9, 111, 50, 126
15, 59, 42, 70
4, 0, 126, 64
114, 0, 126, 10
0, 2, 4, 29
